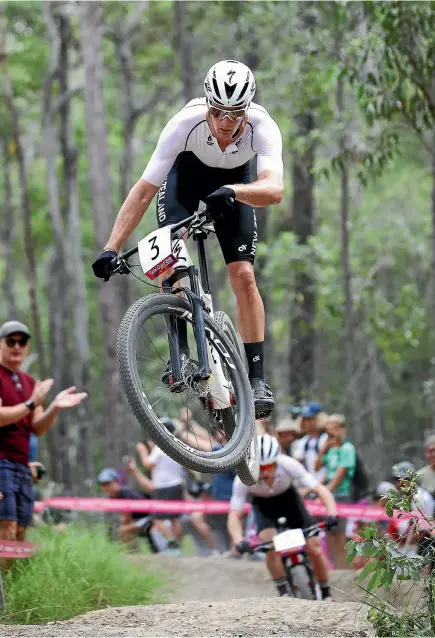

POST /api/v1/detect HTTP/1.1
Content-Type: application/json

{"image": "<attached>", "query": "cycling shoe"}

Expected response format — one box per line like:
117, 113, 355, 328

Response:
250, 377, 275, 419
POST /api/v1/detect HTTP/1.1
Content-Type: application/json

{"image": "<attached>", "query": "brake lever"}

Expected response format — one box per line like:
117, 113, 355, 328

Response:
103, 256, 129, 282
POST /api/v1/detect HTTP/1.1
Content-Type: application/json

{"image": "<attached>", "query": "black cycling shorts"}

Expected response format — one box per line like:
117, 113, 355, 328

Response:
156, 152, 257, 265
253, 486, 315, 534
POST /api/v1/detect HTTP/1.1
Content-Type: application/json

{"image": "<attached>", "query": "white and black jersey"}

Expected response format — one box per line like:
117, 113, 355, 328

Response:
142, 98, 283, 187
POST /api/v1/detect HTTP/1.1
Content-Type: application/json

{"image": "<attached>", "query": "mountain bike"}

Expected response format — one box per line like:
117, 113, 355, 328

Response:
245, 518, 330, 600
108, 205, 259, 485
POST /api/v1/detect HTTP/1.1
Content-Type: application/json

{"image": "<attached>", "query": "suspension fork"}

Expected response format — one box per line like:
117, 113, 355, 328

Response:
185, 266, 210, 381
161, 265, 210, 382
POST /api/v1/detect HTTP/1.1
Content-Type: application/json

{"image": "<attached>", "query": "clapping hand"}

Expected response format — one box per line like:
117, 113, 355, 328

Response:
53, 386, 88, 409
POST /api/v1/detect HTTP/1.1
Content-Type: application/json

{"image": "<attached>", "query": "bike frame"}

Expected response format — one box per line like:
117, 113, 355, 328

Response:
162, 221, 233, 409
120, 209, 233, 409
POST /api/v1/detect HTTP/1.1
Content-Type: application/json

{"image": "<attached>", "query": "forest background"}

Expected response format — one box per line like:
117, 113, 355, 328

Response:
1, 0, 434, 492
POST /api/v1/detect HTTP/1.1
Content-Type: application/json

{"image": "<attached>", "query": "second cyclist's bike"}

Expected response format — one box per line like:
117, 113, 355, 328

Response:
108, 205, 259, 485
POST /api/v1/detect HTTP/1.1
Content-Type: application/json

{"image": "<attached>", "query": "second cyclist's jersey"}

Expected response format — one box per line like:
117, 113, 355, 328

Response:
229, 454, 319, 511
141, 98, 283, 187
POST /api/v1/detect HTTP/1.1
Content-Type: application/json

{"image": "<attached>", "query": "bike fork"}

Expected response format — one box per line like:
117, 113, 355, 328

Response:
164, 315, 183, 387
186, 266, 210, 381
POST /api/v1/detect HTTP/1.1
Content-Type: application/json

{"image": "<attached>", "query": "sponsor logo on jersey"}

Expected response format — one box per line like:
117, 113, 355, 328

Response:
206, 134, 214, 146
253, 355, 260, 362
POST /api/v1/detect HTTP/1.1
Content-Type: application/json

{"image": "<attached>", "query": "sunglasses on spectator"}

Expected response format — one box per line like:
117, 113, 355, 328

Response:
5, 336, 29, 348
207, 101, 247, 121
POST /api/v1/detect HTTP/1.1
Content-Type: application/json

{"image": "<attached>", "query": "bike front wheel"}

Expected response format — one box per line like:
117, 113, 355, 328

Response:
286, 562, 316, 600
117, 293, 254, 473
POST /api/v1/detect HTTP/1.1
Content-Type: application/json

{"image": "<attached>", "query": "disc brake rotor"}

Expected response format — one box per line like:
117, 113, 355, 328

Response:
181, 358, 210, 398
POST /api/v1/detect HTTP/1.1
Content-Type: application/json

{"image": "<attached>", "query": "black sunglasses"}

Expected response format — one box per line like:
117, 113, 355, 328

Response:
5, 336, 29, 348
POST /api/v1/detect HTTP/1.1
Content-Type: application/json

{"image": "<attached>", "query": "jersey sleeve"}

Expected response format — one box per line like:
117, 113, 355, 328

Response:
252, 116, 284, 178
141, 112, 189, 187
229, 477, 248, 511
278, 454, 318, 491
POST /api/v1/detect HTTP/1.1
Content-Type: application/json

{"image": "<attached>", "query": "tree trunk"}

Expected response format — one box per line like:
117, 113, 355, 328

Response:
289, 113, 316, 401
432, 129, 435, 429
42, 2, 71, 486
56, 4, 94, 487
0, 135, 17, 317
79, 1, 129, 465
336, 28, 361, 440
174, 1, 194, 104
0, 11, 60, 474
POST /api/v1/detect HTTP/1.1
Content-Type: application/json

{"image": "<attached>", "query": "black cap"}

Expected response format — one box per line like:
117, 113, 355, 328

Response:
0, 321, 31, 340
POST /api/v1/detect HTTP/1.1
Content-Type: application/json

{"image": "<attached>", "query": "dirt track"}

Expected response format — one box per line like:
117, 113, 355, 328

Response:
0, 556, 371, 637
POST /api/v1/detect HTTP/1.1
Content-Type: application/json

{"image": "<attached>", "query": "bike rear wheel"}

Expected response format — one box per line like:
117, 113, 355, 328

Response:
213, 311, 259, 486
117, 293, 254, 473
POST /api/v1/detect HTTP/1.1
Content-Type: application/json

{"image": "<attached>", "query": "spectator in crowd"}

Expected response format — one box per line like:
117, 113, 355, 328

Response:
315, 414, 356, 569
275, 417, 301, 457
295, 403, 328, 483
0, 321, 87, 545
418, 435, 435, 498
136, 435, 185, 552
98, 467, 170, 549
177, 424, 231, 554
386, 461, 434, 557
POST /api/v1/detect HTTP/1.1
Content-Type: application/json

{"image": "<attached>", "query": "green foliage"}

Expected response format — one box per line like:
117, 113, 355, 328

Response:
2, 526, 162, 624
347, 471, 435, 636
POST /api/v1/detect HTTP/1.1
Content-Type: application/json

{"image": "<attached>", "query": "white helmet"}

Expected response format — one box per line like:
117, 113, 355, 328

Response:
204, 60, 256, 109
258, 434, 280, 466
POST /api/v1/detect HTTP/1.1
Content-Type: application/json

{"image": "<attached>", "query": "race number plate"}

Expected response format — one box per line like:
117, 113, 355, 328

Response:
138, 227, 178, 280
273, 528, 306, 553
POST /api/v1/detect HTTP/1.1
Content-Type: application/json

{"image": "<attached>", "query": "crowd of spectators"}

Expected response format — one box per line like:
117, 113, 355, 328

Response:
94, 400, 435, 567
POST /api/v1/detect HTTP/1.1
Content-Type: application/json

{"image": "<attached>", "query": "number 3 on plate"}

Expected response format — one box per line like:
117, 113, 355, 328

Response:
138, 227, 177, 280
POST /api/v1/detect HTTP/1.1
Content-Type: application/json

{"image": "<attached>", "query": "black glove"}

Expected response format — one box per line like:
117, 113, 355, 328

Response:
325, 515, 339, 530
236, 539, 252, 555
206, 186, 236, 220
92, 249, 118, 280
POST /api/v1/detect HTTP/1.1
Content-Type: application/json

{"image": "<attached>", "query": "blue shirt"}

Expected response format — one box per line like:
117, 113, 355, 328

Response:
210, 445, 236, 501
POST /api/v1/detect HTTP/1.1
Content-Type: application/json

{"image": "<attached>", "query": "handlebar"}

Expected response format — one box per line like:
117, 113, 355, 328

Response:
245, 521, 328, 554
106, 205, 213, 279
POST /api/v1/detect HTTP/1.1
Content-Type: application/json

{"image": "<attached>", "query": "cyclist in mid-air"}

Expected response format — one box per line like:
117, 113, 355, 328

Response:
92, 60, 283, 418
227, 434, 338, 599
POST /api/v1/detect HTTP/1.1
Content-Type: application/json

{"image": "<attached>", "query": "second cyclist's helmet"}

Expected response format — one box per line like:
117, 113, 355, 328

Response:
258, 434, 280, 466
204, 60, 256, 109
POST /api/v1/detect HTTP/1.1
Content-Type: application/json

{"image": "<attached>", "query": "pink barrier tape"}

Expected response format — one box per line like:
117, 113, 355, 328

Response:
34, 497, 433, 529
0, 540, 36, 559
35, 497, 251, 515
33, 497, 426, 524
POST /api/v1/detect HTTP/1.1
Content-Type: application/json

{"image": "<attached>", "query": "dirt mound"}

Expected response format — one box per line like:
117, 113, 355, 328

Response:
0, 598, 369, 637
0, 556, 372, 636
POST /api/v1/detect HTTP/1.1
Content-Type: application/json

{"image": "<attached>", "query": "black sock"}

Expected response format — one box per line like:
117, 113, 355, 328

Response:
176, 318, 189, 355
244, 341, 264, 379
274, 577, 288, 596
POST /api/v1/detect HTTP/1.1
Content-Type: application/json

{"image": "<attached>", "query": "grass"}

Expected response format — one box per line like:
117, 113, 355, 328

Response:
1, 525, 163, 625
